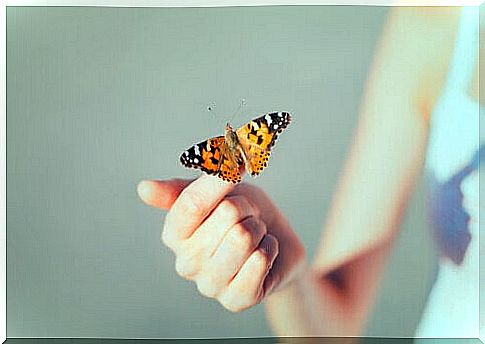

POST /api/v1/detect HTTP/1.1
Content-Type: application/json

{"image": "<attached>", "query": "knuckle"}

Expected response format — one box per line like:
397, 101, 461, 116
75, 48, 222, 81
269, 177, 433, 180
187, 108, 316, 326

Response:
175, 253, 199, 280
219, 296, 243, 313
219, 292, 252, 313
161, 215, 179, 250
180, 190, 206, 216
224, 303, 244, 313
175, 259, 190, 279
230, 217, 266, 248
196, 277, 219, 298
230, 222, 255, 247
161, 229, 173, 248
218, 198, 243, 222
217, 196, 259, 224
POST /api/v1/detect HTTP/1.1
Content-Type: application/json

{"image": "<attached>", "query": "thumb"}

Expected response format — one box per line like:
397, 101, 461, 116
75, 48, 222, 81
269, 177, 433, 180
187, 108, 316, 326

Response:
137, 178, 192, 210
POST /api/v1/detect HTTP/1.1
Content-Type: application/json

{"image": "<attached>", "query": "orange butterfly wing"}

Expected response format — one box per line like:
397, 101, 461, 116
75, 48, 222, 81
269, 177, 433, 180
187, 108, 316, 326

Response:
180, 136, 242, 183
236, 112, 291, 176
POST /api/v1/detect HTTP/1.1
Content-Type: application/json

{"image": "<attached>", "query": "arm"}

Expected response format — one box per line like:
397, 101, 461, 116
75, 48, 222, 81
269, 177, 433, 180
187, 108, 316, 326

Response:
264, 7, 461, 336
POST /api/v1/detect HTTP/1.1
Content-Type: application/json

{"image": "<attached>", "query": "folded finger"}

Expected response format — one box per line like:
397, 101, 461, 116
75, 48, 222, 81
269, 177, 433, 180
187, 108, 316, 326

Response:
197, 216, 266, 297
188, 195, 259, 256
219, 234, 279, 312
163, 174, 236, 244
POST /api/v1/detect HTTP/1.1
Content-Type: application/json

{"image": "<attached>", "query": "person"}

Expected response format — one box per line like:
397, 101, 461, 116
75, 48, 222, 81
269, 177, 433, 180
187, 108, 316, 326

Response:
137, 6, 482, 338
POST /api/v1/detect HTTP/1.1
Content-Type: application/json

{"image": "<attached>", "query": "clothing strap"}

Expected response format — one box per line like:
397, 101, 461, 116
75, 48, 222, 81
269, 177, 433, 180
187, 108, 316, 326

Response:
442, 6, 479, 94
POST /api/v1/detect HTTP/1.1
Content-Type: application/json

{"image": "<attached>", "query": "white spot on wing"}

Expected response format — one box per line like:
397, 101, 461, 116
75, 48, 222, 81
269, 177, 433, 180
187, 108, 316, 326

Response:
194, 157, 199, 163
278, 112, 282, 117
194, 145, 200, 155
265, 114, 273, 126
252, 121, 259, 130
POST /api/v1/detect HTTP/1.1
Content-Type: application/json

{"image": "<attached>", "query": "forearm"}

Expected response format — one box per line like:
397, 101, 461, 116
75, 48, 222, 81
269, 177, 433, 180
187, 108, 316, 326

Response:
264, 241, 391, 337
264, 265, 352, 337
264, 7, 460, 336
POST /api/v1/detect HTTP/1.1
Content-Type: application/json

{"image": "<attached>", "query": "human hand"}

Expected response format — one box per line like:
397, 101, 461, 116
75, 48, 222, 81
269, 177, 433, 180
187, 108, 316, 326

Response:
137, 175, 306, 312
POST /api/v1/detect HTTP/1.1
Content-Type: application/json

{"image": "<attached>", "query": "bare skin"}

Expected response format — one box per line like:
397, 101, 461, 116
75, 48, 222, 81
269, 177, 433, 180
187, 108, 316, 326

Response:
137, 176, 306, 312
138, 7, 473, 337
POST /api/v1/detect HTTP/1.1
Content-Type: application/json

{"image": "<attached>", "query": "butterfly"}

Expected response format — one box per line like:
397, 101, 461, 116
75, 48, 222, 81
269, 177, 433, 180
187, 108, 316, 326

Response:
180, 111, 292, 183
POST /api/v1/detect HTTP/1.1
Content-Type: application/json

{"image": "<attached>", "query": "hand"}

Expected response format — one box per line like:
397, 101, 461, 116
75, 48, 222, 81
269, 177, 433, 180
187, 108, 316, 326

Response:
137, 175, 306, 312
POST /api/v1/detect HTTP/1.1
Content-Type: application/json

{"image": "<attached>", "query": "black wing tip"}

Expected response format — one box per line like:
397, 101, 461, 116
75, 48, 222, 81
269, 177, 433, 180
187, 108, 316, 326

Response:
180, 153, 189, 166
286, 112, 292, 122
179, 150, 199, 171
272, 111, 292, 127
282, 112, 292, 125
180, 151, 194, 167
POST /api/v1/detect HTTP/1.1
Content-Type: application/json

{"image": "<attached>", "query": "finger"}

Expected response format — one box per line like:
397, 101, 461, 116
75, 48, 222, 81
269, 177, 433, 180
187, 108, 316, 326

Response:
196, 217, 266, 298
163, 174, 236, 243
188, 195, 259, 256
172, 195, 258, 282
219, 234, 279, 312
137, 179, 192, 210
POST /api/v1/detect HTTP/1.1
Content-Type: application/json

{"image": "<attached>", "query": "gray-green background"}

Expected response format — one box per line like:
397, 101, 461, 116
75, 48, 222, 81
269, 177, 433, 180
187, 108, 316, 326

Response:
7, 6, 437, 338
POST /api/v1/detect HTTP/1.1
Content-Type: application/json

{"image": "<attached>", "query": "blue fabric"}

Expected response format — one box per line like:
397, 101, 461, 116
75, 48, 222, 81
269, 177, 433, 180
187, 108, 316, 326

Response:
424, 6, 481, 265
427, 145, 482, 264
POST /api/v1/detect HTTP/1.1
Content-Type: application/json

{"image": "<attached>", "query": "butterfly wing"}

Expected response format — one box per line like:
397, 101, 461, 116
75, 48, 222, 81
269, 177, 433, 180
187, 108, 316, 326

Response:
180, 136, 242, 183
236, 111, 291, 176
218, 155, 242, 184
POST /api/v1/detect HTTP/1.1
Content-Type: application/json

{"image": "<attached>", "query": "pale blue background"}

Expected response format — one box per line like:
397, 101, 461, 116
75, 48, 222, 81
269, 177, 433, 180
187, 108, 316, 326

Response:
7, 6, 436, 338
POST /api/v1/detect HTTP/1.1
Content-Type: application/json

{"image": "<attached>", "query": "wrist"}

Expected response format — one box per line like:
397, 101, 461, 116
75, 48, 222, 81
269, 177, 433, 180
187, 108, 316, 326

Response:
267, 257, 310, 298
263, 260, 318, 336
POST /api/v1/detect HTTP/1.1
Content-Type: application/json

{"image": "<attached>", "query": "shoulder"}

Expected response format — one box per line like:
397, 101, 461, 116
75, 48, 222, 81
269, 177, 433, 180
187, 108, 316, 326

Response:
385, 7, 462, 122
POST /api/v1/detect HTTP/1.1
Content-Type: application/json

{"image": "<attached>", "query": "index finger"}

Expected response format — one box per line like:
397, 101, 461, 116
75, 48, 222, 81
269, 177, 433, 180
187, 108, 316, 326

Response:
163, 174, 236, 243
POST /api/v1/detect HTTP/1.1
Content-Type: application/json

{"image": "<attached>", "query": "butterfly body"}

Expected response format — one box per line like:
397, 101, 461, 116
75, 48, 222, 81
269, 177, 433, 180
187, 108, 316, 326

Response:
180, 111, 291, 183
223, 123, 244, 167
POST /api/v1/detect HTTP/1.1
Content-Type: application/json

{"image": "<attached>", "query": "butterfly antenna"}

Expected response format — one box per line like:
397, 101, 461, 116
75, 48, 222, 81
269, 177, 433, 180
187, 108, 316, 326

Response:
228, 98, 247, 124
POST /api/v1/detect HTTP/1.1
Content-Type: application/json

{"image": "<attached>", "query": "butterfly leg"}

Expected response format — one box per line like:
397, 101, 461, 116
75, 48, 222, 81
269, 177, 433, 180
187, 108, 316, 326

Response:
237, 145, 254, 176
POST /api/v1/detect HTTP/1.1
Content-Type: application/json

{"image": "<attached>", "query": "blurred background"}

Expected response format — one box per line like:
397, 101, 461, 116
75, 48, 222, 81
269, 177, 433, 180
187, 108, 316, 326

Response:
7, 6, 437, 338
